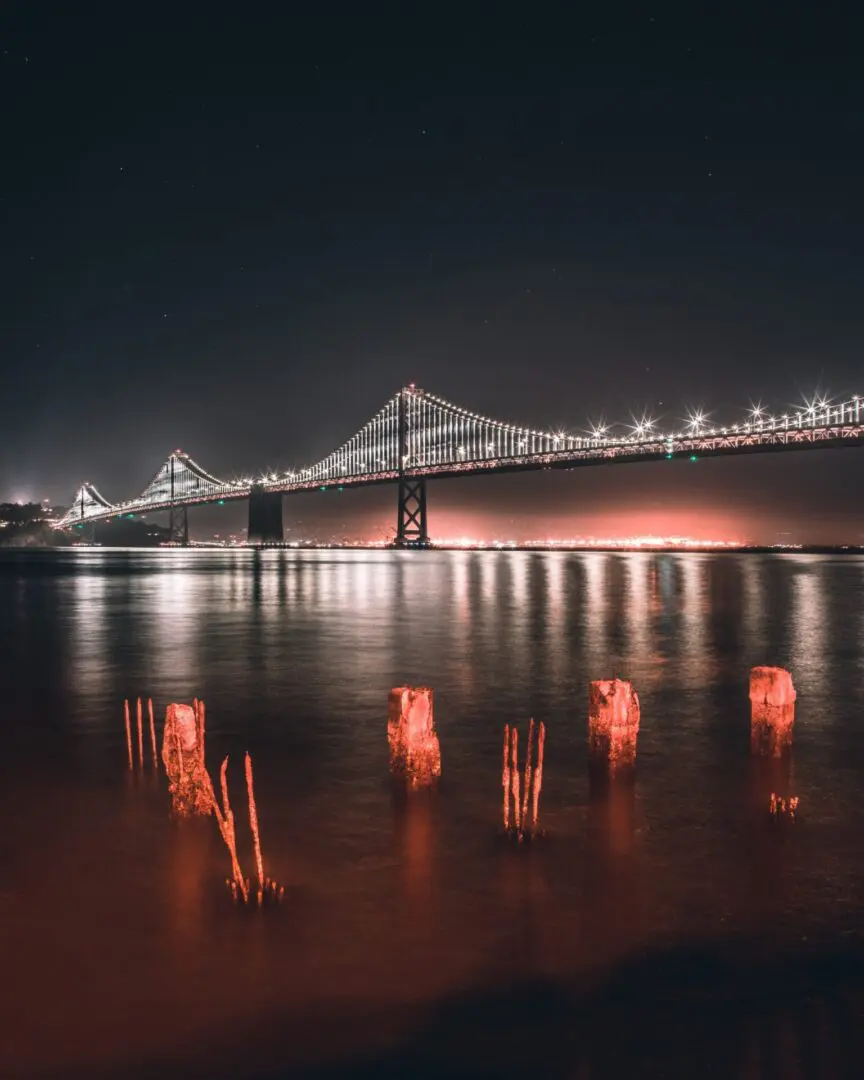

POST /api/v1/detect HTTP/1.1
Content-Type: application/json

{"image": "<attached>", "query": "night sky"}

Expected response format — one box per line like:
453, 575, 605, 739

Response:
3, 7, 863, 542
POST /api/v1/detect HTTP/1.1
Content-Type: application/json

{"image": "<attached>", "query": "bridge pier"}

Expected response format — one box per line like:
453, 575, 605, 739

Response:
248, 484, 284, 544
169, 506, 189, 545
395, 478, 429, 548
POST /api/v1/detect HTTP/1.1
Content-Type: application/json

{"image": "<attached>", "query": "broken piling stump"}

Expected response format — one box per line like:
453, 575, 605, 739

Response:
589, 679, 640, 777
750, 666, 795, 756
388, 686, 442, 788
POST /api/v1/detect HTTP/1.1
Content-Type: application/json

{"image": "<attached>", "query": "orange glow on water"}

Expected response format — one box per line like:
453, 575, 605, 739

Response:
417, 506, 750, 546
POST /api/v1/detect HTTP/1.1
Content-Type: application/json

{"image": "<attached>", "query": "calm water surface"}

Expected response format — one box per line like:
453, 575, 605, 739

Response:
2, 549, 864, 1078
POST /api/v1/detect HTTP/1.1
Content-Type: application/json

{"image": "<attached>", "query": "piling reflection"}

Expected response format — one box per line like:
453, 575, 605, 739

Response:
749, 752, 796, 817
789, 560, 828, 701
393, 787, 435, 902
680, 556, 708, 676
589, 775, 638, 860
168, 818, 212, 946
67, 557, 112, 706
623, 555, 651, 670
582, 553, 609, 673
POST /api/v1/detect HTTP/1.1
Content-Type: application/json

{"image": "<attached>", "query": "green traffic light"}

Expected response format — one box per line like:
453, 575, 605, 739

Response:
218, 500, 224, 505
690, 455, 698, 462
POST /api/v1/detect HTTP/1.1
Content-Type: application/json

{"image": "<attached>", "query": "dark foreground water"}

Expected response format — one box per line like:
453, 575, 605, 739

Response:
1, 548, 864, 1078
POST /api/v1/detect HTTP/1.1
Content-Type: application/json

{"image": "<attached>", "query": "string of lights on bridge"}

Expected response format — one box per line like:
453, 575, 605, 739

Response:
57, 388, 864, 526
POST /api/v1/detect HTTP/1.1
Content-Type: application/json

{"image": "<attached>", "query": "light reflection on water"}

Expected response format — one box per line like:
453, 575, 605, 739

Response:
1, 548, 864, 1077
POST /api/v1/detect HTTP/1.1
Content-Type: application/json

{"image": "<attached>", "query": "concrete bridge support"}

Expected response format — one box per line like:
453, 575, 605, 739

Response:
395, 478, 429, 547
169, 505, 189, 545
248, 484, 284, 544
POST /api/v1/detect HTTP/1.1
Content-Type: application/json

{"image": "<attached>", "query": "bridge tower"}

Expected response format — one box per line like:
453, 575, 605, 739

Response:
248, 483, 284, 544
167, 456, 189, 545
395, 387, 429, 548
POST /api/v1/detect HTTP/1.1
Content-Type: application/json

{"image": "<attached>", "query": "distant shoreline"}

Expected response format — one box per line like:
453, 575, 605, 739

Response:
252, 544, 863, 554
12, 542, 863, 555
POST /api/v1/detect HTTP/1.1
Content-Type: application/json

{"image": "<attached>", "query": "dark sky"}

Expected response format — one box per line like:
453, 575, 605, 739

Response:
3, 6, 863, 542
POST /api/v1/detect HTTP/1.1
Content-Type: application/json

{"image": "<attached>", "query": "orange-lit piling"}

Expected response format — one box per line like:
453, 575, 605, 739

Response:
207, 756, 247, 901
208, 755, 284, 907
174, 717, 184, 773
589, 679, 641, 776
219, 757, 247, 899
245, 752, 265, 888
532, 722, 546, 829
387, 686, 442, 788
521, 717, 534, 827
136, 697, 144, 768
124, 699, 133, 769
148, 698, 157, 767
502, 721, 546, 841
162, 703, 211, 815
750, 667, 796, 756
502, 724, 511, 830
769, 792, 800, 820
510, 726, 521, 833
198, 699, 206, 761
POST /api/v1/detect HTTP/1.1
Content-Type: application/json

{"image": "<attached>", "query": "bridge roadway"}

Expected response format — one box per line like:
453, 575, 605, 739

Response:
57, 386, 864, 546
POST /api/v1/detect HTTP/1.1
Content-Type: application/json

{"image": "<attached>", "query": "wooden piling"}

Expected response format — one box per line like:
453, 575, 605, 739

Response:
148, 698, 157, 767
136, 697, 143, 768
124, 699, 133, 769
245, 752, 265, 889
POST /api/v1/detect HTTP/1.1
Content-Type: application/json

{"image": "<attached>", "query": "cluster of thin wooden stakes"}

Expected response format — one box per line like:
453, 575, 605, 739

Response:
502, 719, 546, 840
124, 696, 284, 907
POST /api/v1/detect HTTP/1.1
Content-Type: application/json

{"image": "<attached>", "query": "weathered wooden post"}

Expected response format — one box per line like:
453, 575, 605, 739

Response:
161, 703, 212, 815
387, 686, 442, 787
589, 679, 640, 776
750, 667, 795, 756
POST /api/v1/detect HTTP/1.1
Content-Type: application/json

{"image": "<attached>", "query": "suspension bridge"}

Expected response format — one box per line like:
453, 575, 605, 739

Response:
56, 386, 864, 546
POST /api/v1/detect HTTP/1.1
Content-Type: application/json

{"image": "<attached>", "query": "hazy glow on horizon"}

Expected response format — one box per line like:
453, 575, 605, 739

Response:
421, 508, 751, 545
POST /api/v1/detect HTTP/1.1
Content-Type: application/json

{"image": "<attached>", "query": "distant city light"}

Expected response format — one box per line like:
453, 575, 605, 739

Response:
430, 535, 743, 550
